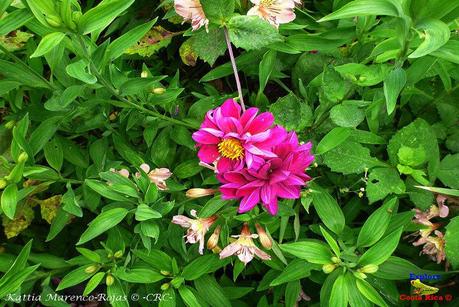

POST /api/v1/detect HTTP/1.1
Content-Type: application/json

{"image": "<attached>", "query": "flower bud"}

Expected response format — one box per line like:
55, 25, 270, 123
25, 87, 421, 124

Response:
85, 265, 98, 274
322, 264, 336, 274
359, 264, 379, 274
141, 71, 148, 78
4, 121, 15, 129
152, 87, 166, 95
331, 257, 341, 264
160, 270, 170, 276
353, 271, 367, 279
186, 188, 216, 199
161, 283, 170, 291
0, 179, 7, 190
114, 250, 123, 258
106, 274, 115, 286
212, 246, 222, 253
207, 225, 221, 250
170, 277, 184, 289
255, 223, 272, 250
107, 252, 113, 259
45, 15, 62, 27
18, 152, 28, 163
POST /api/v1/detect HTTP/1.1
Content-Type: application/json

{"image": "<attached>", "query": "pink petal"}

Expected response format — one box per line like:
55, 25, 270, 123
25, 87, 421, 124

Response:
240, 107, 259, 129
238, 190, 260, 213
265, 197, 278, 215
192, 130, 220, 144
276, 183, 300, 199
246, 144, 277, 158
247, 112, 274, 134
220, 99, 241, 118
219, 243, 241, 259
198, 145, 219, 163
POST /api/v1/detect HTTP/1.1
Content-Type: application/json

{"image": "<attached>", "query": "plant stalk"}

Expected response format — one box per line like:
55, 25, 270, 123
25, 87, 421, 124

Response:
223, 27, 245, 111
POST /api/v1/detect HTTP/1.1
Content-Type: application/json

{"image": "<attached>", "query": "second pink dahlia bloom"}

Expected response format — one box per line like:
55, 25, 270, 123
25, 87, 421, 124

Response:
192, 99, 284, 173
218, 131, 314, 215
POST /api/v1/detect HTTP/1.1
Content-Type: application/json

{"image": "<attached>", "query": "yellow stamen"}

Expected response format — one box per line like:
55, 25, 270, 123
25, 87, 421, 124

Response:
218, 139, 244, 160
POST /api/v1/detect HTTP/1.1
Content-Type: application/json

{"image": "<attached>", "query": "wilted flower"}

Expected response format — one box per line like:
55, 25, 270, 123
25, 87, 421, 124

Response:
247, 0, 299, 28
219, 223, 271, 265
172, 210, 217, 254
218, 131, 314, 215
137, 163, 172, 191
207, 225, 221, 250
186, 188, 217, 198
174, 0, 209, 31
192, 99, 286, 173
255, 223, 272, 249
418, 230, 446, 264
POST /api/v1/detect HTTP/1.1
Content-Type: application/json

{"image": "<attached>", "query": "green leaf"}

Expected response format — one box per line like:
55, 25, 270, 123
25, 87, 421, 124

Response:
31, 32, 66, 58
383, 67, 406, 115
76, 247, 101, 263
0, 9, 33, 36
415, 186, 459, 197
77, 208, 129, 245
319, 0, 401, 22
194, 275, 231, 307
315, 127, 352, 155
320, 226, 341, 257
78, 0, 135, 34
190, 27, 227, 66
227, 15, 282, 51
85, 179, 129, 202
329, 274, 349, 307
44, 138, 63, 171
0, 60, 51, 89
29, 116, 60, 155
311, 189, 345, 235
198, 196, 229, 218
285, 280, 301, 307
66, 59, 97, 84
115, 268, 164, 283
182, 254, 227, 280
409, 19, 450, 58
375, 256, 445, 280
437, 154, 459, 189
279, 241, 333, 264
83, 272, 105, 296
174, 160, 202, 179
270, 260, 316, 286
132, 249, 172, 272
445, 216, 459, 269
323, 141, 387, 174
366, 168, 405, 203
431, 40, 459, 64
357, 198, 397, 247
258, 50, 277, 94
107, 277, 129, 307
56, 265, 98, 291
106, 19, 156, 60
356, 279, 388, 307
330, 104, 365, 128
1, 184, 18, 219
358, 227, 403, 266
0, 240, 33, 293
178, 286, 200, 307
201, 0, 235, 23
269, 93, 313, 130
135, 204, 162, 221
387, 118, 439, 180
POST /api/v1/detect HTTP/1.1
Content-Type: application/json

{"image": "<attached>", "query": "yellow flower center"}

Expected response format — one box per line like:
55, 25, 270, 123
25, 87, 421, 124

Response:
218, 139, 244, 160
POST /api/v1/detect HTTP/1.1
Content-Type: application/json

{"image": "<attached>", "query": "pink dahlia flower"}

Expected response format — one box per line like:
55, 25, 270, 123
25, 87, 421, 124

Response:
218, 131, 314, 215
192, 99, 285, 173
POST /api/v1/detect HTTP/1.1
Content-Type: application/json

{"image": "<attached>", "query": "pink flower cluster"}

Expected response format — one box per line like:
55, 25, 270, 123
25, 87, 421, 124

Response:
192, 99, 314, 215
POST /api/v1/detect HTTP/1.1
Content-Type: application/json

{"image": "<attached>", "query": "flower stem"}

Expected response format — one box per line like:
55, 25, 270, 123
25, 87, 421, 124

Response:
223, 27, 245, 111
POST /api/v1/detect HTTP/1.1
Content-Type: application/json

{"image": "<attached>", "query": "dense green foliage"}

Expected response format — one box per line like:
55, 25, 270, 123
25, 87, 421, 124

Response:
0, 0, 459, 306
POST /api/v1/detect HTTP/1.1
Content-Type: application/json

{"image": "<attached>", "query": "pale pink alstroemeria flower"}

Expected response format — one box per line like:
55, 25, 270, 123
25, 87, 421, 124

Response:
137, 163, 172, 191
174, 0, 209, 31
172, 210, 217, 254
110, 168, 130, 178
247, 0, 299, 28
219, 223, 271, 265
